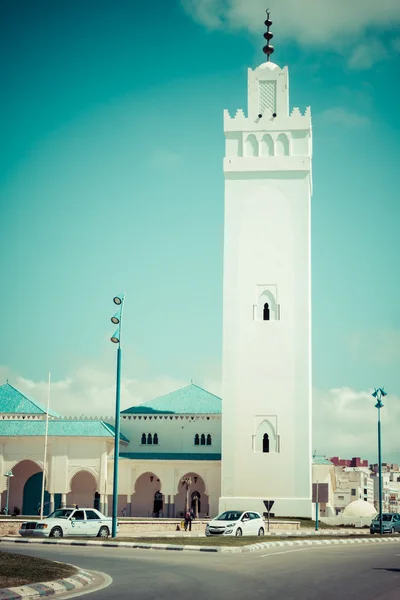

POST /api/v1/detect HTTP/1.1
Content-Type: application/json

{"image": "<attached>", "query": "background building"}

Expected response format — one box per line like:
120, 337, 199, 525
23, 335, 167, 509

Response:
0, 382, 221, 517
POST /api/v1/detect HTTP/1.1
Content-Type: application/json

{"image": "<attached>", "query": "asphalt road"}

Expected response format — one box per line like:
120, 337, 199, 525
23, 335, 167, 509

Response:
1, 541, 400, 600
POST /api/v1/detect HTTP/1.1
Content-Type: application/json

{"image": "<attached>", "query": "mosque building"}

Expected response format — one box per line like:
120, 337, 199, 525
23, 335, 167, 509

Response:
1, 12, 314, 519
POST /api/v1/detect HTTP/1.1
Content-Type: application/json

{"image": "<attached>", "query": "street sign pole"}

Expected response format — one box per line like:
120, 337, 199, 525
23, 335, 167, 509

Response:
263, 500, 275, 532
315, 481, 319, 532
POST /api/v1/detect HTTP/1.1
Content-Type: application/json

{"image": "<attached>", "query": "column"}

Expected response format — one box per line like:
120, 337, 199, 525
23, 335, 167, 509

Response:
49, 493, 54, 514
125, 494, 131, 517
61, 493, 66, 508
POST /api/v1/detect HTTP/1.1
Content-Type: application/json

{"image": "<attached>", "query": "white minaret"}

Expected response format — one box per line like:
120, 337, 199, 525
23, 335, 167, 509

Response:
220, 13, 313, 518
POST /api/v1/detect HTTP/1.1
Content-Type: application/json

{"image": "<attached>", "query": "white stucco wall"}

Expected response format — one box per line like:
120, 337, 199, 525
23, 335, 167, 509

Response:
220, 61, 312, 518
120, 415, 221, 455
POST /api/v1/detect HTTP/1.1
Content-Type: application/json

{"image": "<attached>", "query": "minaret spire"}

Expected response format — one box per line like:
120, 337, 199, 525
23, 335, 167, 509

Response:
263, 9, 274, 61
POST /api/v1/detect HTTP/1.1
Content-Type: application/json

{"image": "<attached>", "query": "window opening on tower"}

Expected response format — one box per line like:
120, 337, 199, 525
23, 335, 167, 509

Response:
263, 434, 270, 453
263, 303, 270, 321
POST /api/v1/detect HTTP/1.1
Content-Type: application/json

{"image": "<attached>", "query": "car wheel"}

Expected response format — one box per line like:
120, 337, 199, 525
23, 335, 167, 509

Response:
258, 527, 264, 536
50, 526, 63, 538
235, 528, 242, 537
370, 530, 374, 534
98, 526, 110, 538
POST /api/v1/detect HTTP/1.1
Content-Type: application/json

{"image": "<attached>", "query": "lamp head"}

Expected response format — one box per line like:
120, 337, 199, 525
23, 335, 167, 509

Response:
113, 293, 125, 306
111, 312, 120, 325
5, 470, 13, 478
110, 330, 120, 344
372, 389, 378, 398
380, 388, 387, 397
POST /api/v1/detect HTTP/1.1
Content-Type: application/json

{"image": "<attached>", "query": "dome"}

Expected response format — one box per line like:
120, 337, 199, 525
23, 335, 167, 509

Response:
257, 61, 280, 71
342, 500, 377, 518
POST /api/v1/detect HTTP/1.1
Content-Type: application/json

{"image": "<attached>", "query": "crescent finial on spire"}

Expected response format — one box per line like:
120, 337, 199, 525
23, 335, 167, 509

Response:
263, 8, 274, 61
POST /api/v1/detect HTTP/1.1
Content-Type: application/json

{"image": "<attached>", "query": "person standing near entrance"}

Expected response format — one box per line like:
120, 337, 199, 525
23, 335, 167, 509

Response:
184, 509, 192, 532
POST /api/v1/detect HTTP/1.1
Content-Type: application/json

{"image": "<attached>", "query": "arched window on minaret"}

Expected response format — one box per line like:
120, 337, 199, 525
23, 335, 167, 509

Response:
254, 419, 278, 453
254, 288, 279, 322
200, 434, 206, 446
276, 133, 289, 156
153, 433, 158, 445
147, 433, 152, 445
260, 134, 274, 157
206, 434, 212, 446
244, 134, 259, 157
263, 303, 270, 321
141, 433, 146, 445
194, 434, 200, 446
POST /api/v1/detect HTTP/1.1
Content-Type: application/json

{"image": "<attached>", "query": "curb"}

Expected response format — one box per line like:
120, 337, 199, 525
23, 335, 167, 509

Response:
1, 535, 399, 555
0, 568, 92, 599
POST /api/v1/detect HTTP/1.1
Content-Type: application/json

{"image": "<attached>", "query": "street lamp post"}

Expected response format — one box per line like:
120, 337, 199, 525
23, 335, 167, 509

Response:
110, 293, 125, 538
372, 387, 387, 536
4, 470, 14, 516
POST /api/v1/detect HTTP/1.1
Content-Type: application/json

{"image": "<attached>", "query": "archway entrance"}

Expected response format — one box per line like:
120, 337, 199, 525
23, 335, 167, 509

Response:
175, 472, 208, 518
67, 471, 97, 509
22, 473, 62, 516
153, 491, 163, 515
6, 460, 43, 516
131, 472, 163, 517
191, 491, 201, 515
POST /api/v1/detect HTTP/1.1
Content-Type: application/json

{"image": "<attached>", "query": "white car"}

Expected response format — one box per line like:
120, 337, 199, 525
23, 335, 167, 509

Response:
19, 507, 114, 538
205, 510, 265, 537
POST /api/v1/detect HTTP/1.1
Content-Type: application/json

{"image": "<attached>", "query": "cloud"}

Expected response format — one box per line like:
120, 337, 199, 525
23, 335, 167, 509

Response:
348, 40, 388, 70
181, 0, 400, 64
318, 107, 370, 128
313, 387, 400, 464
2, 364, 398, 463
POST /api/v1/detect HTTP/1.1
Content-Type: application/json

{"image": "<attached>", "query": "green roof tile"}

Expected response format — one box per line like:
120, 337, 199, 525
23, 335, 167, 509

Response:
0, 383, 60, 416
122, 384, 221, 415
120, 452, 221, 461
0, 419, 129, 442
313, 456, 333, 465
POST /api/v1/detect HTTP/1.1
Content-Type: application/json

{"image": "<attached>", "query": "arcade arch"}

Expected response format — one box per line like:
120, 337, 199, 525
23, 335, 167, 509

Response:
175, 472, 209, 518
131, 471, 164, 517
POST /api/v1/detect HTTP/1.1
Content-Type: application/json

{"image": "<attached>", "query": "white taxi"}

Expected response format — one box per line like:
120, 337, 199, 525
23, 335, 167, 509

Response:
205, 510, 265, 537
19, 507, 114, 538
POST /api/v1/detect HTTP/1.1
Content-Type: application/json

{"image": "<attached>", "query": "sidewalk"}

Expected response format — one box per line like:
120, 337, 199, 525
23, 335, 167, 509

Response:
115, 527, 372, 538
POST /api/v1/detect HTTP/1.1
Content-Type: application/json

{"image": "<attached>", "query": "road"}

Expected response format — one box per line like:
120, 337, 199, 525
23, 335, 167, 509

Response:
1, 540, 400, 600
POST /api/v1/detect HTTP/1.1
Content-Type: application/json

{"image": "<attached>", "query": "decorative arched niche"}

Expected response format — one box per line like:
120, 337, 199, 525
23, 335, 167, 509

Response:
254, 417, 279, 453
253, 285, 280, 321
275, 133, 290, 156
244, 134, 259, 157
260, 134, 274, 157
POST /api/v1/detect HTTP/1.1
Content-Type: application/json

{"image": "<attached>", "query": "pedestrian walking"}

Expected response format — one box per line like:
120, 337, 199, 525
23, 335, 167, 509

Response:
184, 509, 192, 532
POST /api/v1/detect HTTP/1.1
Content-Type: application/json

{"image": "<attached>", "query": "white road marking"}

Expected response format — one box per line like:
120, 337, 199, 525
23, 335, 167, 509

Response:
56, 571, 113, 599
259, 548, 316, 558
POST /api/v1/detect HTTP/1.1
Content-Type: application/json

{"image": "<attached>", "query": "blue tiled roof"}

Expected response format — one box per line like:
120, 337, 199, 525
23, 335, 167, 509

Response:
0, 383, 60, 416
122, 384, 221, 415
0, 419, 129, 442
120, 452, 221, 461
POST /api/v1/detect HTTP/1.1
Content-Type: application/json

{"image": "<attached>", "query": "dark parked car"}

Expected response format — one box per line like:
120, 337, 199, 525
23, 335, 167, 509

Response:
370, 513, 400, 534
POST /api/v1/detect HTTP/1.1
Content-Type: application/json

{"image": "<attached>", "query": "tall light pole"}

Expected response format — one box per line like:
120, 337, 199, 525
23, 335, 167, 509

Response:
4, 470, 14, 515
372, 387, 387, 536
110, 293, 125, 538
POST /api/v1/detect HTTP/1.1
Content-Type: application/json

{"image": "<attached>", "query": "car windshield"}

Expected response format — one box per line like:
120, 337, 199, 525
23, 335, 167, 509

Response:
374, 514, 392, 522
215, 511, 243, 521
47, 509, 73, 519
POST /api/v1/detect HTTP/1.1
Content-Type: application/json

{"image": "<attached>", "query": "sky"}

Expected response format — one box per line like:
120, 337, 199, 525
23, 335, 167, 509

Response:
0, 0, 399, 464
